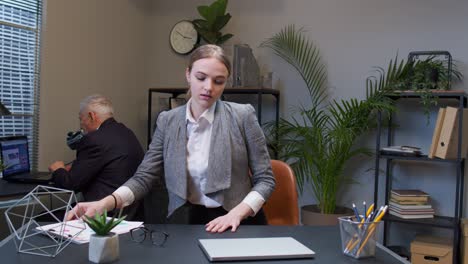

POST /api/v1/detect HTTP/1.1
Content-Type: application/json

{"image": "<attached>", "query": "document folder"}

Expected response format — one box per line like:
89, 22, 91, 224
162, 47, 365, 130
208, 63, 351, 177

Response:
198, 237, 315, 261
434, 107, 468, 159
429, 108, 446, 158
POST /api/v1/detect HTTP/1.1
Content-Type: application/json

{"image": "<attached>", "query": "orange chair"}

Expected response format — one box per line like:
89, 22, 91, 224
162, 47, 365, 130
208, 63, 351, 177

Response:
263, 160, 299, 225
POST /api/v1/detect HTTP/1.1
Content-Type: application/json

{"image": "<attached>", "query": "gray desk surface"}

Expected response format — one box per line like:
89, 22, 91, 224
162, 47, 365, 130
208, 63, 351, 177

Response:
0, 224, 408, 264
0, 180, 38, 198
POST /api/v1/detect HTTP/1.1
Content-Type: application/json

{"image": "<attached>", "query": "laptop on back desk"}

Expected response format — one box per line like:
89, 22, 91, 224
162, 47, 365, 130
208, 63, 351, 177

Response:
0, 136, 52, 184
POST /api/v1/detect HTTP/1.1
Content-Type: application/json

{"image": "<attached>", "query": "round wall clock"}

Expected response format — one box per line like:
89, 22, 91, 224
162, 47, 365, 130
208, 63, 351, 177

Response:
169, 20, 199, 55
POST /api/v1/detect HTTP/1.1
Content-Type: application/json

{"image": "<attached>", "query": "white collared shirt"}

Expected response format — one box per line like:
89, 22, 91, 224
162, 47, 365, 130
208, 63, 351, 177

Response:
185, 99, 221, 207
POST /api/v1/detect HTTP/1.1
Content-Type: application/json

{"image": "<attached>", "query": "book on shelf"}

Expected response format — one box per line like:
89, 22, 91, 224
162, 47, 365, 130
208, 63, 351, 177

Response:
389, 198, 429, 205
390, 190, 430, 203
390, 196, 429, 203
388, 210, 434, 219
391, 189, 429, 197
389, 201, 432, 210
389, 207, 434, 215
380, 146, 422, 156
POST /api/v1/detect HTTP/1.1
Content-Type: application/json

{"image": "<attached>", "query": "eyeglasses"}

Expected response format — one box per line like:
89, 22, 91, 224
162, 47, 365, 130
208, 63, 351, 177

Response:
130, 226, 169, 246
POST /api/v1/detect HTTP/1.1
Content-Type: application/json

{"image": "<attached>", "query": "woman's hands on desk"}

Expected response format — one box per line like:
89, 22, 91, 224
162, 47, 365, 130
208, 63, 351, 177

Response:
66, 195, 115, 220
205, 202, 253, 233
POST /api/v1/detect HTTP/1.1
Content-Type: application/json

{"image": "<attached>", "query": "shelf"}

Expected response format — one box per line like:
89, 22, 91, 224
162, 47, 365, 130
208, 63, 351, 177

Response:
383, 214, 458, 229
385, 90, 467, 100
148, 87, 280, 97
374, 73, 466, 264
379, 154, 463, 164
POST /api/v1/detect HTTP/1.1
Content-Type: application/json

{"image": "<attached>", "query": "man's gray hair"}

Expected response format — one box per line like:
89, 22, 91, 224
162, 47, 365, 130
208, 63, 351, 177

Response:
79, 94, 114, 119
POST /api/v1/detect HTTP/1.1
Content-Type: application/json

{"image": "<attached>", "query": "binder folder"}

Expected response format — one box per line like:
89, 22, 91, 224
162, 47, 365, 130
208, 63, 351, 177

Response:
434, 107, 468, 159
429, 108, 446, 158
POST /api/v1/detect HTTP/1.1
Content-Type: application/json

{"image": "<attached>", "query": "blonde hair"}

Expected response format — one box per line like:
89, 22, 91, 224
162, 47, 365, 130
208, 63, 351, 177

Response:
186, 44, 231, 99
188, 44, 231, 76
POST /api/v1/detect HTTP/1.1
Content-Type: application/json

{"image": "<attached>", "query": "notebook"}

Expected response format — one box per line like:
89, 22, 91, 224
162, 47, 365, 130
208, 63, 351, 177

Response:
198, 237, 315, 261
0, 136, 52, 184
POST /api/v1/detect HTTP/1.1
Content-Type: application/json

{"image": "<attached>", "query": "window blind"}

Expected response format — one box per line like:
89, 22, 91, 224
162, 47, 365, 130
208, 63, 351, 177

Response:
0, 0, 42, 169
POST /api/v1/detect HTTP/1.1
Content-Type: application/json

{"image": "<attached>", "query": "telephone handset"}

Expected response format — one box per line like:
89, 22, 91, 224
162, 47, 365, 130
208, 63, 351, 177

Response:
66, 130, 84, 150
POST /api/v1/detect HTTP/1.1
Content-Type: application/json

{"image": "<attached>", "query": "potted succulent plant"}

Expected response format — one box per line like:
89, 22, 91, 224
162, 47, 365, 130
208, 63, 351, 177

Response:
192, 0, 233, 45
261, 25, 397, 225
84, 210, 126, 263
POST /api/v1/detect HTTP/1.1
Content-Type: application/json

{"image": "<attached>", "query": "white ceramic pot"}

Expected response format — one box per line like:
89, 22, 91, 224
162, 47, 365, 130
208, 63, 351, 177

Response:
89, 232, 119, 263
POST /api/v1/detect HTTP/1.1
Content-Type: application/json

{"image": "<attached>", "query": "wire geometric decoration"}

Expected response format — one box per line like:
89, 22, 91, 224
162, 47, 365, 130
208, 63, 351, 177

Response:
4, 185, 85, 257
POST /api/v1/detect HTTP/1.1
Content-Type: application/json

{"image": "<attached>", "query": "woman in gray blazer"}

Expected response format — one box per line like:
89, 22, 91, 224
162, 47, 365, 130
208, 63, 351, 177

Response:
68, 44, 275, 233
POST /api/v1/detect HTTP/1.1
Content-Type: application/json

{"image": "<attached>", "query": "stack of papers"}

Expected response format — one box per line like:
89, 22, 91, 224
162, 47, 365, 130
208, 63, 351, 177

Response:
36, 219, 143, 244
380, 146, 422, 156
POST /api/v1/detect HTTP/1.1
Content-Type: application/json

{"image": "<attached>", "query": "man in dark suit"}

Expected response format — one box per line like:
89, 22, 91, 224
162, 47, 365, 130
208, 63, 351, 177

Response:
49, 95, 144, 214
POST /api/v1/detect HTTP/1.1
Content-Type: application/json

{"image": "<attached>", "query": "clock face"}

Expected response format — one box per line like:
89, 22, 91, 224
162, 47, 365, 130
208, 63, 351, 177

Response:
169, 20, 199, 55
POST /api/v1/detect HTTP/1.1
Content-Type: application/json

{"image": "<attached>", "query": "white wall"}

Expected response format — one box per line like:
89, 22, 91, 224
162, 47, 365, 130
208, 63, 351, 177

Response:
38, 0, 153, 170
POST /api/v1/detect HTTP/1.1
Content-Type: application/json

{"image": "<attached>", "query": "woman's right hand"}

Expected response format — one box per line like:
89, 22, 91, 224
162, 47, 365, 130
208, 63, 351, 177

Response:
66, 196, 113, 221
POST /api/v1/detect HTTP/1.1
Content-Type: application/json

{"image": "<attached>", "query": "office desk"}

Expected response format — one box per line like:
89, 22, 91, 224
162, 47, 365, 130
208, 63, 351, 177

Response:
0, 180, 38, 198
0, 180, 41, 240
0, 225, 408, 264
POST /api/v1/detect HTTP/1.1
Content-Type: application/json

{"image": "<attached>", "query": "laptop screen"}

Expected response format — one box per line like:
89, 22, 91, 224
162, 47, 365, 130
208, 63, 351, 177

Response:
0, 136, 30, 177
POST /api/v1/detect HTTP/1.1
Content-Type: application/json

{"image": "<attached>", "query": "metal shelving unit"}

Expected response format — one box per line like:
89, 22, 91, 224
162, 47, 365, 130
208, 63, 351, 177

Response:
373, 90, 467, 264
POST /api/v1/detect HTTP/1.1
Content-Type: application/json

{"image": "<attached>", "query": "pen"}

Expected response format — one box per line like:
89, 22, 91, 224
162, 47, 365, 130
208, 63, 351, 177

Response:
352, 203, 361, 222
371, 206, 383, 222
363, 201, 366, 219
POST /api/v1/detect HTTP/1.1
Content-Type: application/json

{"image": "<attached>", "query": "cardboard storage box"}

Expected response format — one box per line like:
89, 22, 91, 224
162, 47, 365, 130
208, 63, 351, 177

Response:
410, 236, 452, 264
462, 219, 468, 264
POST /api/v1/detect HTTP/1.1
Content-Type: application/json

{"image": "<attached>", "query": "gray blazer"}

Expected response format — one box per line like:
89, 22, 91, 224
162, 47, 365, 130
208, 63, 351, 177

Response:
124, 100, 275, 215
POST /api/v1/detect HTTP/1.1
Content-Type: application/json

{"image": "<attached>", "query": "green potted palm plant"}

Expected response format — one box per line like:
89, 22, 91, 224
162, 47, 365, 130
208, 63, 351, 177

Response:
84, 210, 126, 263
261, 25, 398, 225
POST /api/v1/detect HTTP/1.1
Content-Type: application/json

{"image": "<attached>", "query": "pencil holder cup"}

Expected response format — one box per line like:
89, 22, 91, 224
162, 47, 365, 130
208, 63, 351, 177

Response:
339, 216, 382, 259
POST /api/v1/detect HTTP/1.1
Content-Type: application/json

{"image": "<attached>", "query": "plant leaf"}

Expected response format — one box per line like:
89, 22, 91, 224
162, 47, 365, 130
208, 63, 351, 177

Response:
261, 25, 399, 214
213, 0, 228, 17
212, 14, 231, 32
197, 6, 214, 22
216, 33, 233, 45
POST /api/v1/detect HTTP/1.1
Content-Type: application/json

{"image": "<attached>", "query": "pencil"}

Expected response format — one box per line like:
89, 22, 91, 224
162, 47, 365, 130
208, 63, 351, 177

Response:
356, 206, 388, 255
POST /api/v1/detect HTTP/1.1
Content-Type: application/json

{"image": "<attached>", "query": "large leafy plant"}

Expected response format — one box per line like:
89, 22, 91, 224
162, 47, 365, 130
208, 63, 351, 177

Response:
261, 25, 399, 214
192, 0, 233, 45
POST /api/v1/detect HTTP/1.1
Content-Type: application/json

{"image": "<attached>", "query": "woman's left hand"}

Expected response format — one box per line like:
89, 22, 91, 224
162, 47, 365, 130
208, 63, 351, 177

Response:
205, 203, 253, 233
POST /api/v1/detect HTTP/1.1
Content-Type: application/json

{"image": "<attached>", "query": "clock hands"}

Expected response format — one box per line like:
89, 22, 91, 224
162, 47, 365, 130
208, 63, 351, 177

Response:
176, 30, 193, 40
